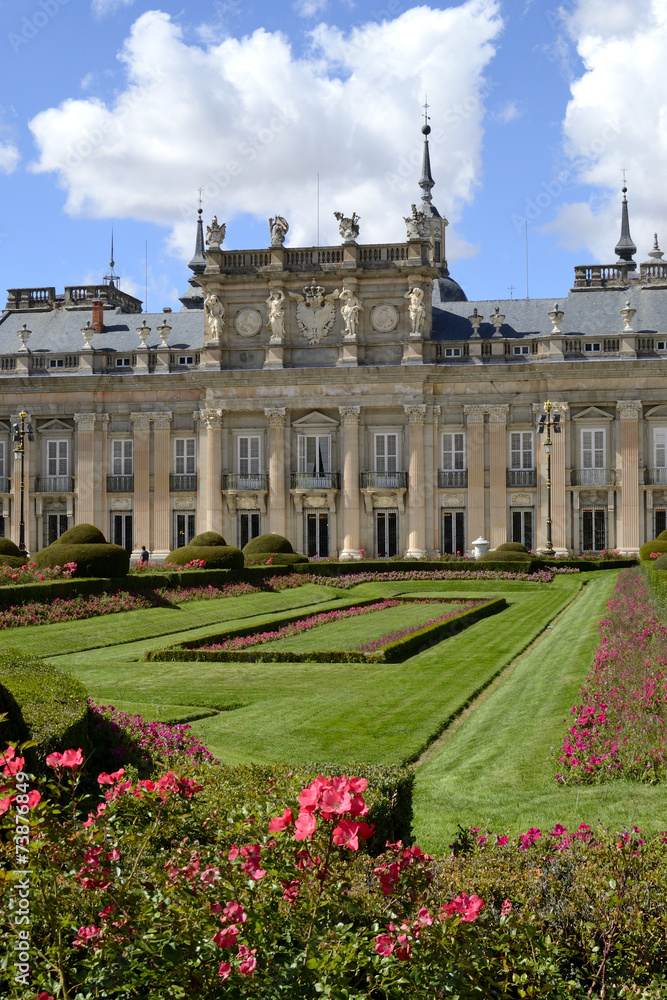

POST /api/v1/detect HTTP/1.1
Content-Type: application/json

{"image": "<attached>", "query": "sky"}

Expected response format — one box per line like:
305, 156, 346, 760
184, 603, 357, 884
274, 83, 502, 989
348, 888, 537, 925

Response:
1, 0, 666, 311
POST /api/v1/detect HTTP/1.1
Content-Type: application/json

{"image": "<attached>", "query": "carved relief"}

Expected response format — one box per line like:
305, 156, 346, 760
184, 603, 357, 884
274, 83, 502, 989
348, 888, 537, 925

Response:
441, 494, 465, 507
510, 493, 534, 506
580, 491, 608, 505
289, 286, 340, 345
371, 304, 399, 333
201, 408, 224, 430
487, 404, 509, 424
338, 405, 361, 425
264, 406, 287, 427
404, 404, 427, 424
151, 412, 172, 431
130, 413, 151, 432
111, 498, 132, 510
464, 404, 485, 424
173, 497, 195, 510
617, 400, 642, 420
235, 309, 262, 338
74, 413, 96, 432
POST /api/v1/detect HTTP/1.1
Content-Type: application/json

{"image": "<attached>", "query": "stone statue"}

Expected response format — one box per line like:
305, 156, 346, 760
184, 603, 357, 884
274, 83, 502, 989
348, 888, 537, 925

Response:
206, 215, 226, 249
265, 289, 286, 342
334, 211, 360, 243
404, 203, 428, 240
289, 284, 340, 345
205, 292, 225, 341
269, 215, 289, 247
339, 288, 363, 340
404, 286, 425, 336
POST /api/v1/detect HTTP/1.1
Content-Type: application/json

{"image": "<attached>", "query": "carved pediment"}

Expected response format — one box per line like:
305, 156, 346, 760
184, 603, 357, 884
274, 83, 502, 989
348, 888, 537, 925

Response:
37, 418, 73, 433
572, 406, 614, 421
645, 405, 667, 419
291, 410, 339, 427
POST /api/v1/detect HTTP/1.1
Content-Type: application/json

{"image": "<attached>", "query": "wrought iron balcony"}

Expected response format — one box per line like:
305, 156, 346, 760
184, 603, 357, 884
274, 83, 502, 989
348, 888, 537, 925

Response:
35, 476, 74, 493
438, 469, 468, 488
170, 474, 197, 492
571, 468, 615, 487
360, 471, 408, 490
223, 473, 269, 491
106, 475, 134, 493
506, 469, 537, 487
645, 468, 667, 485
0, 477, 10, 493
290, 472, 340, 490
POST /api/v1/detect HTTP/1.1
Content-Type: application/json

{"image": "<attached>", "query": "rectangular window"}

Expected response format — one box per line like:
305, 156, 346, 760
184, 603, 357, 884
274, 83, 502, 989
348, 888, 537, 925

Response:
655, 509, 667, 536
442, 433, 465, 471
513, 345, 530, 355
111, 439, 133, 476
444, 347, 461, 358
584, 342, 602, 353
582, 508, 606, 552
658, 341, 667, 351
113, 513, 133, 555
174, 513, 196, 549
298, 435, 330, 475
511, 509, 533, 550
178, 355, 194, 366
510, 432, 533, 470
47, 514, 68, 546
442, 510, 465, 555
654, 429, 667, 469
238, 436, 261, 475
238, 511, 261, 549
305, 512, 329, 558
581, 429, 605, 469
374, 433, 398, 474
375, 509, 398, 558
0, 441, 4, 479
115, 357, 131, 367
47, 440, 68, 476
49, 359, 64, 368
175, 439, 196, 475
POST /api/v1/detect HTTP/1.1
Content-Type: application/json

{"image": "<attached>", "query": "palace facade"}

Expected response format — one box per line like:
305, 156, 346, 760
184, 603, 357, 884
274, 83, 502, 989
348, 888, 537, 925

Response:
2, 126, 667, 560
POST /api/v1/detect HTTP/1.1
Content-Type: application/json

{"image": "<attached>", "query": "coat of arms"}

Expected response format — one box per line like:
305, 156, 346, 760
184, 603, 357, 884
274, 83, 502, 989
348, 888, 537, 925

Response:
289, 285, 340, 345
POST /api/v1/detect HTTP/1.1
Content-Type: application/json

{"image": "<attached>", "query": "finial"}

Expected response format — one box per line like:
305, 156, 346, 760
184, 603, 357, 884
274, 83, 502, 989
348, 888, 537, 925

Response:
614, 173, 636, 270
104, 227, 119, 287
422, 96, 431, 135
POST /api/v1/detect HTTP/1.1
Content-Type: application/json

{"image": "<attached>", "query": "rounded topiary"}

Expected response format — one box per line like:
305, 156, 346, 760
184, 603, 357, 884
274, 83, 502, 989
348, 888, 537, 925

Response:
189, 531, 227, 547
656, 530, 667, 542
0, 537, 25, 558
479, 548, 531, 562
166, 544, 244, 571
652, 553, 667, 571
639, 540, 667, 561
495, 542, 529, 553
56, 523, 107, 545
34, 543, 130, 578
0, 555, 29, 568
242, 533, 295, 556
243, 551, 309, 566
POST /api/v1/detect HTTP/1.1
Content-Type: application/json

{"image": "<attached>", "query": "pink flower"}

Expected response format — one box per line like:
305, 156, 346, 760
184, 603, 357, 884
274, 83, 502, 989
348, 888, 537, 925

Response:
268, 807, 293, 832
441, 893, 485, 923
374, 933, 394, 956
73, 924, 102, 948
332, 818, 375, 851
282, 878, 300, 902
500, 899, 513, 917
218, 961, 231, 980
97, 768, 126, 785
237, 944, 257, 976
416, 907, 433, 926
294, 809, 317, 841
46, 748, 83, 769
213, 925, 240, 948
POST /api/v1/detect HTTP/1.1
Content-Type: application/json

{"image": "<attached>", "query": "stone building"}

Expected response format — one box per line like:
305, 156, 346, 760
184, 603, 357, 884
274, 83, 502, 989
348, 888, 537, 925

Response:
1, 123, 666, 560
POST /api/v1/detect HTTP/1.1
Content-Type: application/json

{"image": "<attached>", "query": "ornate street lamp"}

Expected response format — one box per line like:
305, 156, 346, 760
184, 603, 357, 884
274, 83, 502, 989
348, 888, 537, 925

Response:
537, 400, 561, 554
12, 411, 34, 553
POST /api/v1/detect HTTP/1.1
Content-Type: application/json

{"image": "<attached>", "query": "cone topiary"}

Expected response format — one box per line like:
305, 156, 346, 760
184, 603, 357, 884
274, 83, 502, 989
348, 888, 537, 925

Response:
33, 522, 129, 578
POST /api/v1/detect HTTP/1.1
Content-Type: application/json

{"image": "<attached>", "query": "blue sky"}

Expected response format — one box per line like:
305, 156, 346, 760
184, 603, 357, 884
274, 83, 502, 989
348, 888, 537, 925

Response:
0, 0, 665, 311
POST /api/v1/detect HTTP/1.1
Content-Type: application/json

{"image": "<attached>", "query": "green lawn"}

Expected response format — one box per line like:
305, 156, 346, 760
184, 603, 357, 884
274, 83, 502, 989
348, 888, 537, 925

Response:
412, 571, 667, 850
40, 575, 581, 767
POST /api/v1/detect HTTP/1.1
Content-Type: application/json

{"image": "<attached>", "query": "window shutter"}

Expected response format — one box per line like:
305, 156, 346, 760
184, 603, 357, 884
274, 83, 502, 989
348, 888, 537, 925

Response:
454, 433, 464, 470
510, 432, 521, 470
297, 435, 306, 473
249, 437, 259, 475
375, 435, 386, 473
175, 439, 185, 475
124, 440, 133, 476
582, 430, 592, 469
656, 429, 667, 469
186, 438, 196, 475
594, 430, 605, 468
112, 440, 122, 476
522, 432, 533, 470
386, 434, 398, 473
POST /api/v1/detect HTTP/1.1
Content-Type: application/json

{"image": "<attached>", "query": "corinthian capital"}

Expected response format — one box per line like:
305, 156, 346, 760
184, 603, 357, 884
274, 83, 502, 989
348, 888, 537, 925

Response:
74, 412, 96, 432
616, 400, 642, 420
264, 406, 287, 427
404, 404, 427, 424
338, 405, 361, 425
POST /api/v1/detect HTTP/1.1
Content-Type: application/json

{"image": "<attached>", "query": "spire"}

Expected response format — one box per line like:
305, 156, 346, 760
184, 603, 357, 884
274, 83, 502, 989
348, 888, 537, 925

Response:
103, 227, 119, 287
188, 191, 207, 275
614, 174, 637, 271
418, 99, 436, 207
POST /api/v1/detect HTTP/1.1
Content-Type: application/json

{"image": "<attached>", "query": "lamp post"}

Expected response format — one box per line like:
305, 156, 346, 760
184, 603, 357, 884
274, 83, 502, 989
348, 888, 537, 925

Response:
12, 411, 34, 553
537, 400, 561, 554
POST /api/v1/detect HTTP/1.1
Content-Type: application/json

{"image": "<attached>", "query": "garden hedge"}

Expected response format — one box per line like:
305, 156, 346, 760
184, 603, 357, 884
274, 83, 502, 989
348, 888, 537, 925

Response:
34, 541, 130, 578
0, 649, 90, 770
0, 555, 29, 568
165, 543, 244, 571
244, 551, 309, 566
479, 549, 532, 563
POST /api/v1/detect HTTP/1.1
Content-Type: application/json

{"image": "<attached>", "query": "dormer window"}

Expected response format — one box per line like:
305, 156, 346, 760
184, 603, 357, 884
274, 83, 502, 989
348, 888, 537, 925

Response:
513, 345, 530, 356
116, 357, 131, 367
178, 355, 194, 366
444, 347, 461, 358
49, 358, 64, 369
657, 341, 667, 351
585, 342, 601, 353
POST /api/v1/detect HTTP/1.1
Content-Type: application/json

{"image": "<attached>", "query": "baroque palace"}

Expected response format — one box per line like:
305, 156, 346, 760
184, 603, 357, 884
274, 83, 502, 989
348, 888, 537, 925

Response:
2, 122, 667, 561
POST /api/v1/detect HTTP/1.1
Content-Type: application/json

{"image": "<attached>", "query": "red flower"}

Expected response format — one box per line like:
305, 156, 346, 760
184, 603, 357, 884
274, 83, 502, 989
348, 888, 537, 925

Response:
294, 809, 317, 841
46, 748, 83, 769
218, 961, 231, 980
237, 944, 257, 976
441, 893, 485, 923
282, 878, 300, 902
97, 768, 126, 785
213, 925, 240, 948
268, 807, 293, 832
374, 933, 394, 956
332, 818, 375, 851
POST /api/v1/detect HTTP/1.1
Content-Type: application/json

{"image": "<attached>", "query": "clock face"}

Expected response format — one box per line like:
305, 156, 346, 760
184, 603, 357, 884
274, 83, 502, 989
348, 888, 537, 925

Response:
371, 304, 399, 333
234, 309, 262, 338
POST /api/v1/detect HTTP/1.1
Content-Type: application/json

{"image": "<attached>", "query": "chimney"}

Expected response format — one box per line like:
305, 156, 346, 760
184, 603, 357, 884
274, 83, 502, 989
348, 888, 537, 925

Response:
91, 300, 104, 333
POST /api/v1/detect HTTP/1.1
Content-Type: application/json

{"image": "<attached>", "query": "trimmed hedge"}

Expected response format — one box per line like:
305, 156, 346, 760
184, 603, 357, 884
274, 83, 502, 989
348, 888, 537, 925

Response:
189, 531, 227, 547
0, 555, 29, 568
0, 649, 90, 771
495, 542, 529, 553
479, 549, 531, 563
653, 554, 667, 570
165, 543, 244, 571
244, 551, 309, 566
57, 523, 107, 545
34, 542, 130, 578
243, 533, 295, 555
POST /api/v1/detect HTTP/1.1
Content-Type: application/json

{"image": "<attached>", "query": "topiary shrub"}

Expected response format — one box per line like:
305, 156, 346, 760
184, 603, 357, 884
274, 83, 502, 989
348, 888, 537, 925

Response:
243, 533, 295, 556
639, 540, 667, 561
34, 542, 130, 578
495, 541, 529, 553
0, 649, 90, 771
652, 553, 667, 570
56, 523, 107, 545
0, 537, 26, 559
479, 548, 531, 562
243, 551, 309, 566
657, 530, 667, 542
0, 555, 28, 568
166, 544, 244, 571
189, 531, 227, 547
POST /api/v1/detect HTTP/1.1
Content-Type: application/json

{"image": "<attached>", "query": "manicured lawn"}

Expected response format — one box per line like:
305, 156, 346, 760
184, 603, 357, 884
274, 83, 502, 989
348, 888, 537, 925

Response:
412, 571, 667, 850
46, 575, 582, 766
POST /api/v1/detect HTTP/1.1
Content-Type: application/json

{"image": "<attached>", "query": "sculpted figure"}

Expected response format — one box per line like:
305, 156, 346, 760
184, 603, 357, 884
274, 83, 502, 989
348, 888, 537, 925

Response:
205, 292, 225, 340
404, 286, 425, 336
404, 203, 428, 240
269, 215, 289, 246
339, 288, 363, 339
206, 215, 226, 249
334, 211, 360, 243
266, 289, 286, 341
289, 284, 340, 345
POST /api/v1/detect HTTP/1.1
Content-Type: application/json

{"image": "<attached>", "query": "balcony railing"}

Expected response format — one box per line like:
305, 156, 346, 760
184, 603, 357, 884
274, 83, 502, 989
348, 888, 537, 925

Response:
170, 474, 198, 492
222, 473, 269, 491
35, 476, 74, 493
106, 475, 134, 493
290, 472, 341, 490
571, 469, 615, 487
645, 468, 667, 485
507, 469, 537, 487
0, 477, 10, 494
438, 469, 468, 488
360, 471, 408, 490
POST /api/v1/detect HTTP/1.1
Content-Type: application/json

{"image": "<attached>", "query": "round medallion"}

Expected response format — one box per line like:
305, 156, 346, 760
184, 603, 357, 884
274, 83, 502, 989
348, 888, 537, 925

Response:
234, 308, 262, 338
371, 303, 399, 333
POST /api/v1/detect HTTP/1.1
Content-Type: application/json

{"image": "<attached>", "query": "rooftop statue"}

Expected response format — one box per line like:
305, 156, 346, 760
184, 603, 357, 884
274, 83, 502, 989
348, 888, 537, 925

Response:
404, 285, 425, 336
404, 204, 428, 240
206, 216, 226, 249
269, 215, 289, 247
334, 211, 360, 244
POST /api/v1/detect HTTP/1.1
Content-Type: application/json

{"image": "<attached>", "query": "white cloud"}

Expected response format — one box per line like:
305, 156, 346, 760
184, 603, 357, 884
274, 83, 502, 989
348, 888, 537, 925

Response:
293, 0, 329, 17
91, 0, 136, 16
0, 141, 19, 174
547, 0, 667, 260
29, 3, 502, 263
494, 100, 523, 124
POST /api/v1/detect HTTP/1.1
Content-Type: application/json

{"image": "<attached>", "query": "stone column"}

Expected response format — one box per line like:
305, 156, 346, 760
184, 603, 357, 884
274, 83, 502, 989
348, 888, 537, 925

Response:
265, 407, 287, 538
99, 414, 109, 538
338, 405, 361, 559
488, 405, 509, 549
617, 400, 642, 554
73, 413, 96, 527
130, 412, 151, 560
464, 405, 486, 548
201, 408, 224, 535
551, 403, 569, 554
152, 411, 172, 560
11, 411, 33, 554
405, 404, 427, 558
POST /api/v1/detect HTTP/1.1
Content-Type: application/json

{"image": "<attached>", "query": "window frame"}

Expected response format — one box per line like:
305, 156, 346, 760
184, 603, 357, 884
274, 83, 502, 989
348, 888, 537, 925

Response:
111, 439, 133, 476
374, 432, 399, 474
442, 432, 465, 472
174, 438, 196, 476
510, 431, 534, 471
581, 428, 606, 470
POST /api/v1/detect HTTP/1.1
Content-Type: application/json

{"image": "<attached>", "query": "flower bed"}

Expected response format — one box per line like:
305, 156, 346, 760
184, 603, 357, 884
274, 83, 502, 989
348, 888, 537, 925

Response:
311, 567, 575, 588
0, 561, 76, 586
557, 568, 667, 784
88, 703, 217, 771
